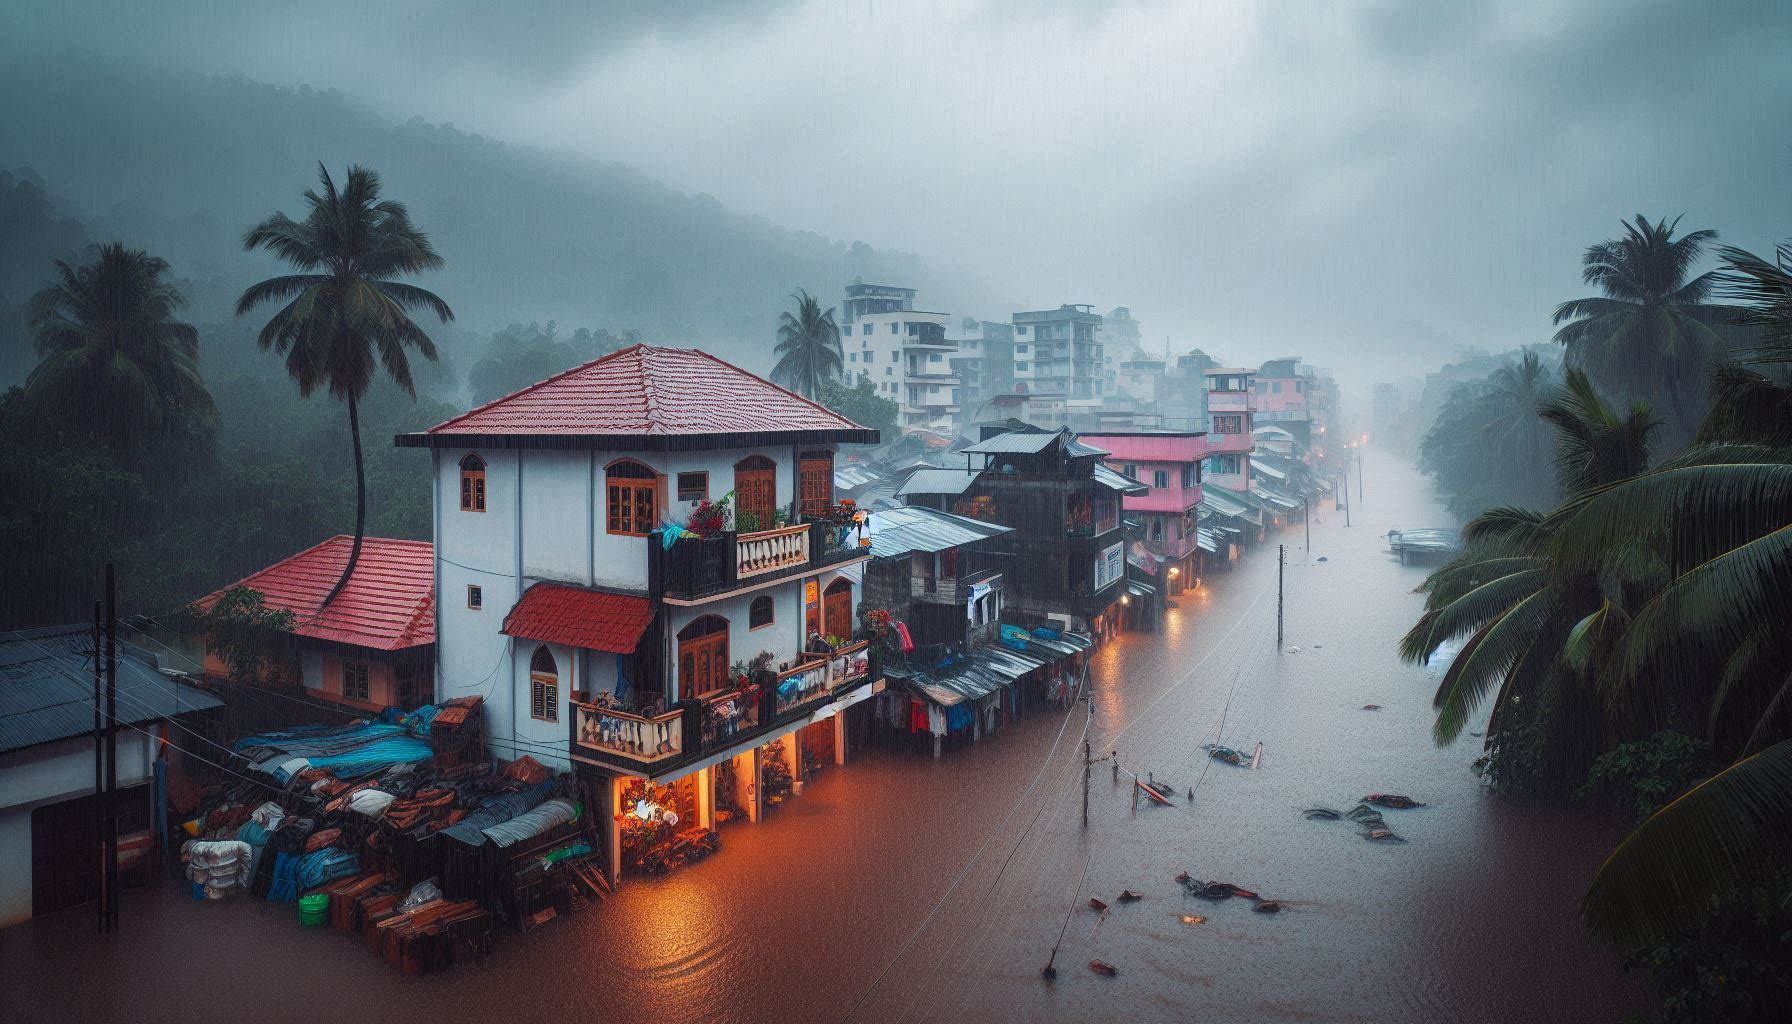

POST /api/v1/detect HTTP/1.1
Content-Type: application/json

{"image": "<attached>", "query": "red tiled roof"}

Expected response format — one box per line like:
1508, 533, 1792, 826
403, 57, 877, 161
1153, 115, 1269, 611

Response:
197, 536, 435, 652
501, 584, 653, 654
421, 344, 866, 438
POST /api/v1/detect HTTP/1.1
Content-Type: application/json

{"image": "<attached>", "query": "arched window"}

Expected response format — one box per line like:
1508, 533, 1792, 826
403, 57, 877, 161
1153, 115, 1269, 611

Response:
822, 577, 853, 640
529, 645, 559, 723
733, 455, 777, 532
749, 595, 775, 630
606, 459, 659, 536
459, 453, 487, 512
676, 615, 730, 697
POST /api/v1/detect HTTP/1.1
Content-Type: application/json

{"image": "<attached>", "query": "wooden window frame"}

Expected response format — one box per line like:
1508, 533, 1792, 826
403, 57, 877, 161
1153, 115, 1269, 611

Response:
466, 584, 482, 610
606, 459, 660, 537
733, 455, 778, 533
749, 594, 775, 630
342, 660, 371, 702
676, 615, 731, 699
459, 453, 487, 512
676, 471, 709, 503
529, 646, 559, 723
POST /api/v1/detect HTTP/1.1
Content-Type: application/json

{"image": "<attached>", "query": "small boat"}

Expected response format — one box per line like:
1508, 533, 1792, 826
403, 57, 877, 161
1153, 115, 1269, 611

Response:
1117, 889, 1144, 903
1089, 960, 1119, 977
1386, 528, 1462, 565
1088, 897, 1110, 911
1135, 778, 1176, 806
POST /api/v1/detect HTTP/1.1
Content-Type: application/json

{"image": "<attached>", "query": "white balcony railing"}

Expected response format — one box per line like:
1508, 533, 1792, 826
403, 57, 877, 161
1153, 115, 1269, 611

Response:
737, 523, 810, 579
574, 703, 684, 763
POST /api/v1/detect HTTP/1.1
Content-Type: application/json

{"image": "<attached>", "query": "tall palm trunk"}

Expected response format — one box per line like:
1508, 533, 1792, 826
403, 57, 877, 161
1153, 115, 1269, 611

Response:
321, 391, 365, 608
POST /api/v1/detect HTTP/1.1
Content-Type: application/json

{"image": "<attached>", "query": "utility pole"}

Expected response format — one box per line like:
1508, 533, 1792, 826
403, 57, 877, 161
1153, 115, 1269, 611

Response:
1276, 544, 1285, 647
1082, 738, 1091, 829
92, 601, 104, 934
1303, 497, 1310, 552
104, 564, 118, 934
1357, 447, 1364, 504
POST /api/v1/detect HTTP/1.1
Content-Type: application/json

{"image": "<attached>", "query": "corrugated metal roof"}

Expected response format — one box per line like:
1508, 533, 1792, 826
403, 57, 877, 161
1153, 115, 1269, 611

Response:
1252, 484, 1302, 510
1200, 487, 1249, 518
195, 536, 435, 651
1092, 463, 1149, 495
897, 467, 984, 497
1252, 459, 1288, 480
0, 626, 223, 755
421, 345, 869, 439
1065, 438, 1110, 458
1196, 528, 1220, 553
962, 429, 1064, 455
887, 633, 1090, 706
868, 505, 1012, 558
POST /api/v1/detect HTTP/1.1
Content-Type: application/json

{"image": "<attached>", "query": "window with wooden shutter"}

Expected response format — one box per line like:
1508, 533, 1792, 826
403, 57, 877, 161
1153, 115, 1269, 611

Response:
529, 645, 558, 722
606, 460, 659, 536
459, 454, 486, 512
676, 615, 730, 697
799, 453, 834, 516
342, 661, 370, 701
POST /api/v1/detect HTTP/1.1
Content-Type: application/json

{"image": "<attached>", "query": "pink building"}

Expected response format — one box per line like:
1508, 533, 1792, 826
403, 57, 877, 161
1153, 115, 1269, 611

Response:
1204, 367, 1255, 494
1081, 431, 1207, 592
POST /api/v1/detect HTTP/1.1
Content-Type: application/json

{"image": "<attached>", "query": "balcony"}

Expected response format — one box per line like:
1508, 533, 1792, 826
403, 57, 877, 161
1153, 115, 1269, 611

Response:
911, 568, 1003, 605
574, 703, 687, 769
570, 640, 875, 776
651, 515, 870, 603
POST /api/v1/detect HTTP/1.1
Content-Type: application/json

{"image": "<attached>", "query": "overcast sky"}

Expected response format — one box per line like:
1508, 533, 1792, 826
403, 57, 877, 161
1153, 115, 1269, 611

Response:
11, 0, 1792, 381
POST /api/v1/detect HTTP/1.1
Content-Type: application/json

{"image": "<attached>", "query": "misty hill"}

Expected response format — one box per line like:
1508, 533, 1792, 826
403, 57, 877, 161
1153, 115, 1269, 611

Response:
0, 55, 967, 386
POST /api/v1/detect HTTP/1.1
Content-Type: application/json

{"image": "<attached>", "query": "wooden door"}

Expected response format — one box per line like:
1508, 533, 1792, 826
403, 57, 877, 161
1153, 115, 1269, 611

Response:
678, 617, 730, 697
822, 579, 853, 640
799, 454, 834, 517
734, 456, 777, 532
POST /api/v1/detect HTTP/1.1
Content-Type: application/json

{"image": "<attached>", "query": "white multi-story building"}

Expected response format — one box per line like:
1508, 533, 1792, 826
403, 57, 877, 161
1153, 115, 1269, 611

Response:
840, 281, 959, 429
1012, 305, 1105, 413
400, 344, 883, 882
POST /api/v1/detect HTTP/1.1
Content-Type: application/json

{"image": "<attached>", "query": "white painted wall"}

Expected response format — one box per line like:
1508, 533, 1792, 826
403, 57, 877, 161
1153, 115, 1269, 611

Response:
1, 730, 157, 927
433, 440, 837, 761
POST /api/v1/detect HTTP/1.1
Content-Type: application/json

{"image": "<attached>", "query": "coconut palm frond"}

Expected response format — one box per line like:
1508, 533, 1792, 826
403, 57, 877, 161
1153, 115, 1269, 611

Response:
1582, 740, 1792, 949
1431, 589, 1556, 744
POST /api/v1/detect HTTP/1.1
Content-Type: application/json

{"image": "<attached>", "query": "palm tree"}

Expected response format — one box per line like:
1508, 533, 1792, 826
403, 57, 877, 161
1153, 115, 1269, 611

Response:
1552, 215, 1734, 436
23, 242, 215, 450
771, 289, 842, 399
1401, 369, 1658, 755
1538, 241, 1792, 951
1481, 350, 1556, 505
238, 164, 452, 608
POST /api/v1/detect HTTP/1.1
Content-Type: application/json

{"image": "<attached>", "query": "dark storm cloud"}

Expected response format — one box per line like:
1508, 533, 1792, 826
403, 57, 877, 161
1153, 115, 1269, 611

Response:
5, 0, 1788, 384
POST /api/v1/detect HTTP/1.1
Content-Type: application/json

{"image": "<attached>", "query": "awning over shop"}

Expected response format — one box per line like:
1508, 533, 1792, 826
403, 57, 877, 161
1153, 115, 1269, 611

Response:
1196, 528, 1220, 553
1092, 463, 1149, 496
1126, 580, 1156, 598
502, 583, 653, 653
889, 631, 1092, 707
1251, 483, 1303, 511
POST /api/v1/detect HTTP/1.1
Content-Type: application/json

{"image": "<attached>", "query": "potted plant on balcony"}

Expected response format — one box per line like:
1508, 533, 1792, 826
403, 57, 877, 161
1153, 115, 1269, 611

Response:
686, 493, 733, 537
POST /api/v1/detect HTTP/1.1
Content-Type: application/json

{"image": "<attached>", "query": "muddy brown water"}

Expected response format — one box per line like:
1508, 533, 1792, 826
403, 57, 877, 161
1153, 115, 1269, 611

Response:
0, 452, 1640, 1024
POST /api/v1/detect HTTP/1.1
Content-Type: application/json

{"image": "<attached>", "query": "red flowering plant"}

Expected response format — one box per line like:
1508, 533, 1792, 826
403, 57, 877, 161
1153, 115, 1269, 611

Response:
686, 492, 733, 536
860, 607, 897, 661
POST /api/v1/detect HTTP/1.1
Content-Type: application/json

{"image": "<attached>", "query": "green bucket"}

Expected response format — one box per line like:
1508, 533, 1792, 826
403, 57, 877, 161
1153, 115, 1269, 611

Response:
298, 892, 330, 927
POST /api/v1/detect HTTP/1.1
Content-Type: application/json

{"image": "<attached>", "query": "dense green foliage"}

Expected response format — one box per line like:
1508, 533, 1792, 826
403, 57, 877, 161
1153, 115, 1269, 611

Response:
186, 586, 295, 686
1407, 236, 1792, 1017
816, 373, 899, 437
1418, 349, 1560, 518
465, 321, 637, 406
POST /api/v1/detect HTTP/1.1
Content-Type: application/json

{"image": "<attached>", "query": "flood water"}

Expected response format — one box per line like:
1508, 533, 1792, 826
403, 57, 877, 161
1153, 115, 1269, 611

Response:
0, 451, 1640, 1024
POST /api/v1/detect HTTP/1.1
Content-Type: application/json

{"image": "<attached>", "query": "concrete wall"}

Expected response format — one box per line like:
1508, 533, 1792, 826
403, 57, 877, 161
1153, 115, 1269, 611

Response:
435, 441, 834, 758
0, 730, 157, 927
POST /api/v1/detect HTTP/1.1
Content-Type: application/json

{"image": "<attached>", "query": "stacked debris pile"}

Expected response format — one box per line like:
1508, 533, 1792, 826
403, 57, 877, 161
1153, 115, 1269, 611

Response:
175, 699, 613, 975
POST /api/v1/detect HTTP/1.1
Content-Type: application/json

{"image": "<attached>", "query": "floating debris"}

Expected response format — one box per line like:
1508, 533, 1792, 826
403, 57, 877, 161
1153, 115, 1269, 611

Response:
1362, 704, 1383, 711
1200, 744, 1252, 767
1366, 829, 1406, 843
1118, 889, 1144, 903
1089, 960, 1119, 978
1040, 964, 1057, 980
1285, 645, 1302, 654
1089, 897, 1110, 912
1317, 556, 1328, 562
1135, 777, 1177, 806
1363, 793, 1425, 809
1175, 870, 1191, 883
1254, 901, 1283, 913
1180, 914, 1206, 926
1302, 807, 1342, 820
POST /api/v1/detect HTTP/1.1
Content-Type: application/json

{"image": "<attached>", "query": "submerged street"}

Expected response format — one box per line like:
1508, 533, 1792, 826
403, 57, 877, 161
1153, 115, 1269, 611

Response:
0, 452, 1639, 1024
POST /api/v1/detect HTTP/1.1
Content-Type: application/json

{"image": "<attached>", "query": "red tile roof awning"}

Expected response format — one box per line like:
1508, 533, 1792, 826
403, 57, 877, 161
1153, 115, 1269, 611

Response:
195, 536, 435, 651
502, 584, 654, 654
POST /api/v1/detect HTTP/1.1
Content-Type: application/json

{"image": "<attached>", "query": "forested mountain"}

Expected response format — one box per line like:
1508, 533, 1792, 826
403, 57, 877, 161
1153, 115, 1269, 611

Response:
0, 54, 967, 387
